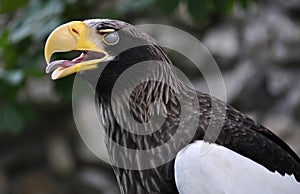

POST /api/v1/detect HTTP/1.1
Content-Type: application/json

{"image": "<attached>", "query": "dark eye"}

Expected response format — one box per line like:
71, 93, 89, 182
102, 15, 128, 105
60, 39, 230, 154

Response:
96, 24, 104, 31
103, 32, 119, 45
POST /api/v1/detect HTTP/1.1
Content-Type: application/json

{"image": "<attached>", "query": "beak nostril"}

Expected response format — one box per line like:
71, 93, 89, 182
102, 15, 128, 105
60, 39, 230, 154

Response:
72, 28, 79, 36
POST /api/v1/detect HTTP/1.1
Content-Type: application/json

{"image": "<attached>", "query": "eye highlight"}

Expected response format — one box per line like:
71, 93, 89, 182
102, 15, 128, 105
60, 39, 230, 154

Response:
103, 32, 119, 45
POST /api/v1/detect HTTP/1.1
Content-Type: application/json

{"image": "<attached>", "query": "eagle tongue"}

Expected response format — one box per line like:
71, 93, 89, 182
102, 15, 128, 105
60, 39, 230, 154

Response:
46, 60, 75, 73
46, 52, 87, 74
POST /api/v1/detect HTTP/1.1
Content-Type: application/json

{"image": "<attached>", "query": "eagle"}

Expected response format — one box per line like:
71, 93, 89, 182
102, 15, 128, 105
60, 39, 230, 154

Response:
44, 19, 300, 194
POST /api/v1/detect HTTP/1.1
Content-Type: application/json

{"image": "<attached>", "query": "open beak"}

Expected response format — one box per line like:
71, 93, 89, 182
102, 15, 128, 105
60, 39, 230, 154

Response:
44, 21, 108, 80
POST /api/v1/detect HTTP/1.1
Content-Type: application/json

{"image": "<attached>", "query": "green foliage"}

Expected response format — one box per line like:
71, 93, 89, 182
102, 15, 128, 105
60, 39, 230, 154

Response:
184, 0, 254, 22
9, 0, 64, 43
117, 0, 156, 14
187, 0, 214, 22
211, 0, 235, 15
55, 76, 75, 103
0, 0, 28, 14
0, 102, 33, 134
0, 0, 254, 135
157, 0, 180, 14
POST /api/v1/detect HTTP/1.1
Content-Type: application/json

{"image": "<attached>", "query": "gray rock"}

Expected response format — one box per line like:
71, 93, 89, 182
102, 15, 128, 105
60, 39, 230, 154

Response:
18, 77, 59, 103
0, 172, 8, 194
222, 60, 258, 103
242, 5, 300, 62
47, 133, 75, 175
12, 173, 60, 194
269, 81, 300, 116
263, 114, 300, 155
266, 68, 294, 97
274, 0, 300, 9
202, 24, 239, 59
193, 60, 259, 104
78, 168, 119, 194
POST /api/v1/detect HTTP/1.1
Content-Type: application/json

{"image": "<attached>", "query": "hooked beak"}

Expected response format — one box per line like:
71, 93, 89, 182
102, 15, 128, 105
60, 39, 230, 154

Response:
44, 21, 108, 80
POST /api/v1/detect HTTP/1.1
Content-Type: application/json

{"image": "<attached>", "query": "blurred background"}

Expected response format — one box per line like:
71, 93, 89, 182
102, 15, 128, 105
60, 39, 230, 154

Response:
0, 0, 300, 193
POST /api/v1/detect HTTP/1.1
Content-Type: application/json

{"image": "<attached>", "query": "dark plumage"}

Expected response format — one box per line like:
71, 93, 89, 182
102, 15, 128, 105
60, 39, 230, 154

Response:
45, 19, 300, 194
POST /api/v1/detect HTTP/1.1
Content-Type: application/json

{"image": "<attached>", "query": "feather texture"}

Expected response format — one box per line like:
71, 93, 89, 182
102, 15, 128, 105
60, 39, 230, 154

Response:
80, 19, 300, 194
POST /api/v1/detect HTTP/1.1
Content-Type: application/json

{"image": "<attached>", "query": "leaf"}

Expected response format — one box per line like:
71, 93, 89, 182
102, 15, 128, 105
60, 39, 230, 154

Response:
0, 30, 18, 69
187, 0, 213, 22
0, 69, 24, 86
117, 0, 156, 14
0, 103, 33, 135
211, 0, 235, 15
98, 9, 119, 19
0, 0, 28, 14
23, 67, 44, 78
9, 0, 63, 43
54, 75, 74, 103
157, 0, 180, 14
238, 0, 252, 9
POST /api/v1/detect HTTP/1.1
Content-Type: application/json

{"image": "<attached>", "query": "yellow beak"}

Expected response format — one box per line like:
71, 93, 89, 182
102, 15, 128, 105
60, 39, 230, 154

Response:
44, 21, 108, 80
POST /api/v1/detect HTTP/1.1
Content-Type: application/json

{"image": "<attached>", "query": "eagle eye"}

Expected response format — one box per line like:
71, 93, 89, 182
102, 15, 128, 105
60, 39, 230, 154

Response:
103, 32, 119, 45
